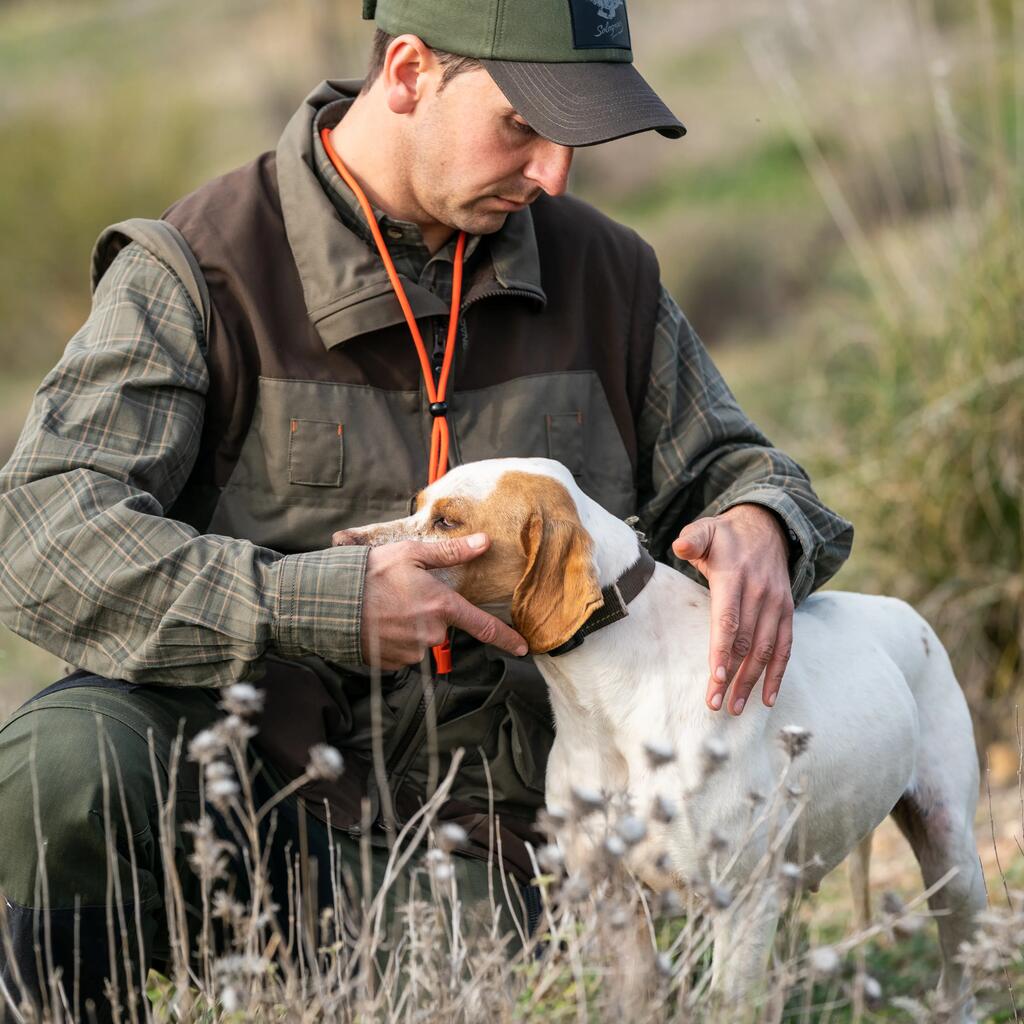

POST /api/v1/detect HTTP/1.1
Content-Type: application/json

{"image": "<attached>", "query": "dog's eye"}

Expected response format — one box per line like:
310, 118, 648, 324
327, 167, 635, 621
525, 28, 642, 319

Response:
433, 516, 460, 531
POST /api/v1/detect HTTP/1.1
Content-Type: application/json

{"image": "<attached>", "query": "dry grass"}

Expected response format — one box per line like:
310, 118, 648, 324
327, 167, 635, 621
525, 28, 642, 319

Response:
2, 688, 1022, 1023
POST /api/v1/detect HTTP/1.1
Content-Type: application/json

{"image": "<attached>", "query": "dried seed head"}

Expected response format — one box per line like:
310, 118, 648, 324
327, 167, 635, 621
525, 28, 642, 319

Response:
537, 805, 568, 835
659, 890, 684, 917
653, 851, 673, 875
808, 945, 841, 977
207, 777, 240, 802
221, 714, 257, 743
615, 815, 647, 847
437, 823, 468, 853
188, 729, 224, 765
204, 760, 233, 783
700, 736, 729, 774
425, 848, 447, 867
431, 861, 454, 883
561, 874, 590, 903
644, 740, 676, 769
893, 913, 925, 939
220, 683, 264, 718
650, 794, 677, 824
570, 785, 606, 816
603, 835, 627, 860
306, 743, 344, 781
779, 861, 802, 893
221, 986, 239, 1014
882, 891, 905, 916
609, 906, 632, 930
537, 844, 564, 874
655, 952, 674, 977
786, 782, 805, 799
779, 724, 811, 759
709, 884, 732, 910
861, 974, 884, 1010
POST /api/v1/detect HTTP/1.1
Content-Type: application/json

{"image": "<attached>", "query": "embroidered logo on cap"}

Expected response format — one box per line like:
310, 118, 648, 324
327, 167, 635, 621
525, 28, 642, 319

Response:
568, 0, 631, 50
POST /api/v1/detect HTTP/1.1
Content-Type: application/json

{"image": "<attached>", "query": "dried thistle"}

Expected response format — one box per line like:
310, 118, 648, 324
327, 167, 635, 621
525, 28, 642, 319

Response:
650, 794, 677, 824
437, 822, 468, 853
537, 844, 565, 874
570, 784, 606, 816
305, 743, 344, 781
779, 724, 811, 759
808, 945, 841, 977
188, 728, 225, 765
615, 815, 647, 847
644, 739, 676, 769
700, 736, 729, 775
219, 682, 264, 717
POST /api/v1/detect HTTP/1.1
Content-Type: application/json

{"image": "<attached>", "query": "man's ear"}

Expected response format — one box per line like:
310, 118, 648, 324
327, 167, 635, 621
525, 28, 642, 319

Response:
511, 513, 603, 654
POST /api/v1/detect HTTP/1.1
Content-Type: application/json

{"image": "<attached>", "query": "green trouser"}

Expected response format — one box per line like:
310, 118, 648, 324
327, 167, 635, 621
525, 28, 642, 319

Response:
0, 673, 532, 1023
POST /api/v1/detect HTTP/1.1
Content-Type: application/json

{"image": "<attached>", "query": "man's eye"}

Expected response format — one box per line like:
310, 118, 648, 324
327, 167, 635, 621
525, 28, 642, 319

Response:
434, 516, 460, 530
510, 117, 535, 136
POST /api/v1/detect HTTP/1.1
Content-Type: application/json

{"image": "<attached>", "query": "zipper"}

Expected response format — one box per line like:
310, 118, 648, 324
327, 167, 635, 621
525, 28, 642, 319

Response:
460, 286, 544, 316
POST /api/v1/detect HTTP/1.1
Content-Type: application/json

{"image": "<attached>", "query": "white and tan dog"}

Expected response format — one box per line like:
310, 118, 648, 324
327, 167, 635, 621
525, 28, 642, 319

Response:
336, 457, 985, 1017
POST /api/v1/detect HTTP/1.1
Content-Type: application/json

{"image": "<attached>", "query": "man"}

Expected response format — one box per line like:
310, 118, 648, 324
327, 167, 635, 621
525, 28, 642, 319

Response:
0, 0, 853, 1017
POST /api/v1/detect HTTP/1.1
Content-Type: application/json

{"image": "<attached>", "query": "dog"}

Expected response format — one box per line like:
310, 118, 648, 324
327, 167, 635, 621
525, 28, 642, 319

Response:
334, 457, 985, 1018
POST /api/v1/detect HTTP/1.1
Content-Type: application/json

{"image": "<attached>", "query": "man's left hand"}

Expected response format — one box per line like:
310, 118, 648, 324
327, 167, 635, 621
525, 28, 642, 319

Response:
672, 505, 793, 715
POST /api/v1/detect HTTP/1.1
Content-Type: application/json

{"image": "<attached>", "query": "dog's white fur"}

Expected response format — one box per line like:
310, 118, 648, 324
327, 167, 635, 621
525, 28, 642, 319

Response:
343, 458, 986, 1018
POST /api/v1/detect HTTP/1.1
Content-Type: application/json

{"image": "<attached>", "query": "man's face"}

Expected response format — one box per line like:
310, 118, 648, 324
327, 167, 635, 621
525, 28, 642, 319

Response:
401, 67, 575, 236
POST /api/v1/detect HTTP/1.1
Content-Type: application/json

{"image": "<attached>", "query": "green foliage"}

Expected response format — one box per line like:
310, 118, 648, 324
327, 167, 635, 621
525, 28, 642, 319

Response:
818, 207, 1023, 743
0, 86, 208, 374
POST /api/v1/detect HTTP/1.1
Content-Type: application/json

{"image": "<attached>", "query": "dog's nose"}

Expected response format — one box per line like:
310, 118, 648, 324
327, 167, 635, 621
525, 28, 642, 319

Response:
332, 528, 362, 547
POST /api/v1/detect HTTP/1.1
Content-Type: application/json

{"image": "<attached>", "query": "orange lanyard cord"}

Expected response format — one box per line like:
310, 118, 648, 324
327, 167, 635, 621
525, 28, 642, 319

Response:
320, 127, 466, 486
321, 128, 463, 674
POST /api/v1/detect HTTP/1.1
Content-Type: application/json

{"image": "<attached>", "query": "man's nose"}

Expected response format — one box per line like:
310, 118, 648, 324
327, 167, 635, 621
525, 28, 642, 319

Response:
525, 141, 574, 197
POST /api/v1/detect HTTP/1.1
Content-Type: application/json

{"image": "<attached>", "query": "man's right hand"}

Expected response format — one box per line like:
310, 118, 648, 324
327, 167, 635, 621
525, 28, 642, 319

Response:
359, 532, 528, 669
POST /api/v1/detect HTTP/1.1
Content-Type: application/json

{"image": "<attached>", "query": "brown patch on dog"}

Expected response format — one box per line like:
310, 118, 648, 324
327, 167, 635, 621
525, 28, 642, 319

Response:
423, 472, 602, 652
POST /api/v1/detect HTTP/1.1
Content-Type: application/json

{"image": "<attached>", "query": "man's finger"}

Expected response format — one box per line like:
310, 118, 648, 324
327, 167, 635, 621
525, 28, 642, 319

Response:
705, 576, 742, 711
727, 595, 777, 715
446, 592, 528, 657
672, 518, 715, 562
762, 605, 794, 708
407, 533, 491, 568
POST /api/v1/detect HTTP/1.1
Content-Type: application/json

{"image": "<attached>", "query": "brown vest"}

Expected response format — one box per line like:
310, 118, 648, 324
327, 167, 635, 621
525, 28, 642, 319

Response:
109, 136, 661, 876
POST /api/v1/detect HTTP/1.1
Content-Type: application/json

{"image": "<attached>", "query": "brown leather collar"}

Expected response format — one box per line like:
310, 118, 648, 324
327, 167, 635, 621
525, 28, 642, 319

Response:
545, 546, 657, 657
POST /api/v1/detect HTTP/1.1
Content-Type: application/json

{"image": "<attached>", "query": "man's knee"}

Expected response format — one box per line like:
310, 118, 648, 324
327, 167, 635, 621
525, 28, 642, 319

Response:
0, 704, 163, 911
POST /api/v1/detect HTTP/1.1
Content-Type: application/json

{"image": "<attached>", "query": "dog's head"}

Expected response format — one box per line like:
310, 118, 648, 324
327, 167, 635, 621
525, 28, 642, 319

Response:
333, 459, 603, 653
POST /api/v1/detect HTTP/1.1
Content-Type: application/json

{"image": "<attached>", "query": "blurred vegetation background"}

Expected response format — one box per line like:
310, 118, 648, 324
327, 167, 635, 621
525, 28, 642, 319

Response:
0, 0, 1020, 755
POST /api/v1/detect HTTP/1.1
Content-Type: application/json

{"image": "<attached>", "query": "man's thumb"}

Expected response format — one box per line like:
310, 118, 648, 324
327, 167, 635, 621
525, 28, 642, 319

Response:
672, 519, 714, 562
414, 532, 491, 568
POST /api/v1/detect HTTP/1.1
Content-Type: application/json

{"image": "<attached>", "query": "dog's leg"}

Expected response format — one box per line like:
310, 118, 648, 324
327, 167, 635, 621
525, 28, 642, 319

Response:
848, 830, 874, 931
893, 646, 986, 1023
709, 898, 780, 1014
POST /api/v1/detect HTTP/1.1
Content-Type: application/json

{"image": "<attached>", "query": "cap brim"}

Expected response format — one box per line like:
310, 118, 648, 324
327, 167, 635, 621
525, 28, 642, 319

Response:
481, 59, 686, 147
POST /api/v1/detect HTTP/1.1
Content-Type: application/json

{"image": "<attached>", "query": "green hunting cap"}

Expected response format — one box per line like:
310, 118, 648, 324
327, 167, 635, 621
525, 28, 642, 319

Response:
362, 0, 686, 147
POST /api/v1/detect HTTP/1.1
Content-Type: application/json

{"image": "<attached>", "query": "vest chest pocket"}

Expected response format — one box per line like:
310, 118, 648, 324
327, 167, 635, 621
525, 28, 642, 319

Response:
546, 412, 584, 479
288, 419, 344, 487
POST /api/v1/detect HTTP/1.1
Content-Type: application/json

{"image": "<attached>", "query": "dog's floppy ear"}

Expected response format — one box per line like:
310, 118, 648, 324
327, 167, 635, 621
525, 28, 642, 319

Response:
511, 512, 603, 654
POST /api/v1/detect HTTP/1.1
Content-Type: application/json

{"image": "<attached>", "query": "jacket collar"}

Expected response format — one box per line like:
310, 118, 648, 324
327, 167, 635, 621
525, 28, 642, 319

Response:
276, 80, 546, 351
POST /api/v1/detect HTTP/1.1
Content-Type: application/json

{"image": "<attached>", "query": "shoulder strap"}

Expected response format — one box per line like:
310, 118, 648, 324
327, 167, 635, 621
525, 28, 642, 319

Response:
91, 218, 211, 344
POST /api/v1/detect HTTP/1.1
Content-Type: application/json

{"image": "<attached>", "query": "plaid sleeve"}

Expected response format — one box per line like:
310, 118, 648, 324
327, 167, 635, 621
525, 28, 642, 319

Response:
0, 243, 368, 686
635, 285, 853, 604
